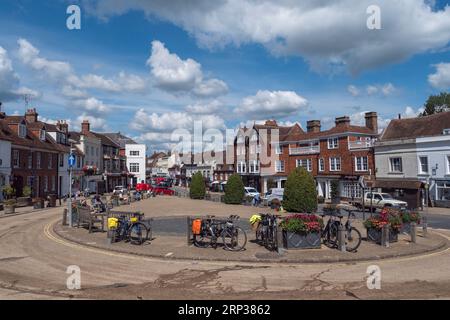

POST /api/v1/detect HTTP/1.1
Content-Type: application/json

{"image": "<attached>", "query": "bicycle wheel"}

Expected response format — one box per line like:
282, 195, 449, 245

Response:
128, 222, 147, 245
193, 231, 212, 248
345, 227, 362, 252
223, 226, 247, 251
266, 225, 278, 251
255, 223, 263, 243
325, 222, 339, 248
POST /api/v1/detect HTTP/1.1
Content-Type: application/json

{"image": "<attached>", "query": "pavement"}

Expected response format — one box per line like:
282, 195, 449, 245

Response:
0, 197, 450, 299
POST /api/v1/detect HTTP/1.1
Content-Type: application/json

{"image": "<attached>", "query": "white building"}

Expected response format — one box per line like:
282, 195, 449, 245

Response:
71, 120, 102, 193
0, 133, 12, 202
125, 144, 146, 185
375, 112, 450, 208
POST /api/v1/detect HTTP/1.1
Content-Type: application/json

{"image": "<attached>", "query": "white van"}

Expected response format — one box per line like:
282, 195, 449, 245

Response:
264, 188, 284, 204
244, 187, 260, 197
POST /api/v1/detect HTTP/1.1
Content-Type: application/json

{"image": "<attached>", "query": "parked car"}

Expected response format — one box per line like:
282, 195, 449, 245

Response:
152, 186, 175, 196
263, 188, 284, 205
351, 192, 408, 211
113, 186, 127, 195
136, 182, 150, 192
244, 187, 260, 198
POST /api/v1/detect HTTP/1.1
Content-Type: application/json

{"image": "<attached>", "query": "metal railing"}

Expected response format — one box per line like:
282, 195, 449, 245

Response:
289, 145, 320, 155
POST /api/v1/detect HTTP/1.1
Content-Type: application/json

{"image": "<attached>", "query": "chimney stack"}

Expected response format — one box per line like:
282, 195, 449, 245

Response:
307, 120, 321, 133
81, 120, 90, 134
25, 108, 38, 123
264, 120, 278, 127
365, 111, 378, 133
57, 120, 69, 133
335, 116, 350, 127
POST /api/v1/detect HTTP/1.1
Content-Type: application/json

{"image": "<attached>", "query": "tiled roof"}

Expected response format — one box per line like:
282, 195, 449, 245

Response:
92, 132, 120, 148
283, 124, 376, 142
381, 111, 450, 141
102, 132, 137, 148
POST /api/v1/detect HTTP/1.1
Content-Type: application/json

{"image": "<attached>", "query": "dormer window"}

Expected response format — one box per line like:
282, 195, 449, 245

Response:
40, 129, 46, 141
18, 123, 27, 138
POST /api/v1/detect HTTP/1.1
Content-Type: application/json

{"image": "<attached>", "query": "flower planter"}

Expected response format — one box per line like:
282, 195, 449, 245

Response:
400, 222, 412, 234
16, 197, 32, 207
283, 231, 321, 249
4, 205, 15, 214
366, 227, 399, 244
33, 198, 45, 209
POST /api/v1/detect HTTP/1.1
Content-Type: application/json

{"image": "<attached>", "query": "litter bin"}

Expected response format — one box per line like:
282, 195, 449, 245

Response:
48, 194, 57, 207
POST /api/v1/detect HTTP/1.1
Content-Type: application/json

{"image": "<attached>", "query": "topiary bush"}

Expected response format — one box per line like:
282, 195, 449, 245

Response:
189, 172, 206, 199
224, 174, 245, 204
282, 167, 317, 213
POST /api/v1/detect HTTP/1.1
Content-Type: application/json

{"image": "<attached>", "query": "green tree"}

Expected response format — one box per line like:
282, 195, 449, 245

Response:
22, 186, 32, 197
421, 92, 450, 116
224, 174, 245, 204
189, 172, 206, 199
282, 167, 317, 213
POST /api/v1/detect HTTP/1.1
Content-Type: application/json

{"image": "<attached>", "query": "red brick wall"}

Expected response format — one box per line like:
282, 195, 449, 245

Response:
11, 147, 59, 198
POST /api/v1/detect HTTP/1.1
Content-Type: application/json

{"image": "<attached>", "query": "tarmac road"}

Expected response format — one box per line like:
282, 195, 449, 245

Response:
0, 207, 449, 300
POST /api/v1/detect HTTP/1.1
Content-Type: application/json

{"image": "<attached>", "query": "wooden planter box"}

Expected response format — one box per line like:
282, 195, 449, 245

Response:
4, 205, 15, 214
283, 231, 321, 249
366, 227, 399, 244
16, 197, 32, 207
33, 198, 45, 209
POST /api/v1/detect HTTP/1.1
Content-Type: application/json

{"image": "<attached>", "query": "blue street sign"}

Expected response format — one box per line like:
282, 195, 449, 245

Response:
68, 154, 76, 167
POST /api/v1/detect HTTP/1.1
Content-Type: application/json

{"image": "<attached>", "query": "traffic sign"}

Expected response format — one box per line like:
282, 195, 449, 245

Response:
68, 154, 76, 167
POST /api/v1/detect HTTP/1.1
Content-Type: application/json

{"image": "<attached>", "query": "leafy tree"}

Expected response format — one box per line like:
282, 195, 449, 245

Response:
189, 172, 206, 199
421, 92, 450, 116
22, 186, 32, 197
330, 180, 340, 200
282, 167, 317, 213
224, 174, 245, 204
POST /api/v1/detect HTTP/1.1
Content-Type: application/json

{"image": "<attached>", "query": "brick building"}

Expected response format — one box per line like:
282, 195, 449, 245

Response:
234, 112, 379, 199
3, 109, 60, 198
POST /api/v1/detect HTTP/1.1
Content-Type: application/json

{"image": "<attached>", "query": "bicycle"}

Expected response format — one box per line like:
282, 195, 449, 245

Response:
193, 215, 247, 251
111, 214, 152, 245
255, 213, 280, 251
320, 208, 362, 252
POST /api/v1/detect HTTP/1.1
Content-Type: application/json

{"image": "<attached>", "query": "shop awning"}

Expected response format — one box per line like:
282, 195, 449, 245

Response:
372, 180, 423, 190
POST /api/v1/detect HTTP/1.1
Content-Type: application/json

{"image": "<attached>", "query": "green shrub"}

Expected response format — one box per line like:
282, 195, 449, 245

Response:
282, 167, 317, 213
330, 180, 340, 200
189, 172, 206, 199
22, 186, 32, 197
2, 185, 15, 199
224, 174, 245, 204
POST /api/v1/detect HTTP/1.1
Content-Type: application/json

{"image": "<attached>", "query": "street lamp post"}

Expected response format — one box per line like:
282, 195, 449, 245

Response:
67, 139, 76, 227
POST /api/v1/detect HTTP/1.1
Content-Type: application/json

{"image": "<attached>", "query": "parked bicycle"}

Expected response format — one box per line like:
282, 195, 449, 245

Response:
255, 213, 280, 251
110, 214, 152, 245
320, 208, 362, 252
193, 215, 247, 251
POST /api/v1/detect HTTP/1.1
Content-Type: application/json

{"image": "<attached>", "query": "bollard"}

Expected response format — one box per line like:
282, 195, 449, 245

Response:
422, 216, 428, 237
276, 222, 285, 255
62, 208, 68, 226
338, 224, 346, 252
187, 216, 192, 246
381, 224, 390, 248
410, 222, 417, 243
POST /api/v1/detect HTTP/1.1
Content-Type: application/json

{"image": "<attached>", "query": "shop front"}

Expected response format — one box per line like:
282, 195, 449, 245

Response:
372, 179, 423, 210
433, 179, 450, 208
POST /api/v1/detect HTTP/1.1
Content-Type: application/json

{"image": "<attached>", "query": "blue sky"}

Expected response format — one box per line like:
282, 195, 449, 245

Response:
0, 0, 449, 152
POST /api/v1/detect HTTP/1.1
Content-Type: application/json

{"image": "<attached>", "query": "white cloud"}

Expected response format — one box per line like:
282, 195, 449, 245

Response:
236, 90, 308, 119
193, 79, 228, 97
366, 85, 379, 96
86, 0, 450, 74
147, 40, 228, 97
347, 85, 360, 97
0, 46, 41, 102
18, 38, 73, 80
428, 63, 450, 89
401, 106, 424, 118
185, 100, 222, 114
348, 83, 396, 97
73, 97, 110, 115
76, 113, 108, 131
130, 108, 226, 150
